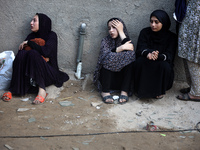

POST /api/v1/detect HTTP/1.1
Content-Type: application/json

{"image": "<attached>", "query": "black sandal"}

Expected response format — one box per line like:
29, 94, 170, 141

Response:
180, 87, 190, 94
102, 95, 114, 104
118, 95, 129, 104
177, 93, 200, 102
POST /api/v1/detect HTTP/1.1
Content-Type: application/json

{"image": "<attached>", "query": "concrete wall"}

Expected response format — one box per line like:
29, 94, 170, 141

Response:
0, 0, 186, 81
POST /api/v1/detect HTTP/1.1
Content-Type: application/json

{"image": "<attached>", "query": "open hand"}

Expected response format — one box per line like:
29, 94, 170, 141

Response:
19, 41, 28, 50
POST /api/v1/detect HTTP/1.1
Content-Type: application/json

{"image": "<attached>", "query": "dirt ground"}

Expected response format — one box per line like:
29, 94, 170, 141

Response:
0, 73, 200, 150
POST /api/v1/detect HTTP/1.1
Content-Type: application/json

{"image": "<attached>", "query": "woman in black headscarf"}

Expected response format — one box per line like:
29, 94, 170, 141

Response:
2, 13, 69, 104
94, 18, 135, 104
134, 10, 177, 99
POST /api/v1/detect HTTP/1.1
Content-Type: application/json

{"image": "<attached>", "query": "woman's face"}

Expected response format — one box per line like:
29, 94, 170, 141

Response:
30, 15, 39, 32
108, 21, 119, 39
150, 16, 163, 32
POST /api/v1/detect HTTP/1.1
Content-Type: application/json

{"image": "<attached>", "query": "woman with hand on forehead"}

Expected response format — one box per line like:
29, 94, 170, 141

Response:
134, 10, 177, 99
2, 13, 69, 104
94, 18, 135, 104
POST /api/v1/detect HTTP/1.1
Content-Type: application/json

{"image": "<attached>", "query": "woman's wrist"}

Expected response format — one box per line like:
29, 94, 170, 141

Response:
116, 45, 123, 52
119, 32, 126, 40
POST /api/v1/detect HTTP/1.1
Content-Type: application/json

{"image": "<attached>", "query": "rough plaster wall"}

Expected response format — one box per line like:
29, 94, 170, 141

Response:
0, 0, 186, 81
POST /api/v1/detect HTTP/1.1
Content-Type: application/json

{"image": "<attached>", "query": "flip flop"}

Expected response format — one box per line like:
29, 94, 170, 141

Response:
32, 93, 48, 104
2, 92, 12, 102
118, 95, 129, 104
102, 95, 114, 104
176, 93, 200, 102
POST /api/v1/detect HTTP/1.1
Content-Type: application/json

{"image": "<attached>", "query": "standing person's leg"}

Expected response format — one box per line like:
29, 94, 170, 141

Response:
180, 59, 191, 93
177, 61, 200, 101
187, 61, 200, 97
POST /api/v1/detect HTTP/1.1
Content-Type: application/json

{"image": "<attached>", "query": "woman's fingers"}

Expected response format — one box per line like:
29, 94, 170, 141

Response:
111, 20, 123, 30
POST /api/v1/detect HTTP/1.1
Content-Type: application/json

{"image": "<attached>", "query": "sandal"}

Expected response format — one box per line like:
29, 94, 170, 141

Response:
32, 93, 48, 104
2, 92, 12, 102
102, 95, 114, 104
177, 93, 200, 102
118, 95, 129, 104
180, 87, 190, 94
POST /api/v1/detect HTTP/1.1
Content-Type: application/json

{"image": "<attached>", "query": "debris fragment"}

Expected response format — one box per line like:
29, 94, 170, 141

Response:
4, 144, 14, 150
78, 97, 87, 101
91, 102, 103, 107
179, 136, 186, 139
96, 106, 100, 109
146, 121, 158, 131
21, 98, 29, 101
82, 136, 95, 145
28, 117, 36, 123
39, 126, 51, 130
60, 96, 73, 101
160, 134, 166, 137
40, 136, 48, 140
59, 101, 74, 107
17, 108, 35, 112
113, 95, 119, 100
189, 136, 194, 139
136, 111, 143, 116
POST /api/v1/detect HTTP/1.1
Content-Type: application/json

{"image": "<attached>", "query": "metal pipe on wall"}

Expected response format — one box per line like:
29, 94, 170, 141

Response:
75, 23, 86, 79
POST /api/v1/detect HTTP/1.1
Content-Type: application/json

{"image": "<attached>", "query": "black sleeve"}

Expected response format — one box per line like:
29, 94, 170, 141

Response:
121, 37, 130, 44
157, 54, 165, 61
112, 37, 131, 52
27, 40, 42, 54
111, 48, 116, 52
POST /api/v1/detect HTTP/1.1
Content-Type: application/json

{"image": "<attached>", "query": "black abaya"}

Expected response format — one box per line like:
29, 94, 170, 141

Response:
9, 14, 69, 96
134, 27, 177, 98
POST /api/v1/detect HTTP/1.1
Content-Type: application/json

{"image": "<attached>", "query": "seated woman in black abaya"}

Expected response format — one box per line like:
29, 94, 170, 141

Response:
1, 13, 69, 104
134, 10, 177, 99
94, 18, 135, 104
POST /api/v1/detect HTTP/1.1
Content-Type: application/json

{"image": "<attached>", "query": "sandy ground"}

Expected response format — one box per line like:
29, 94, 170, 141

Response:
0, 72, 200, 150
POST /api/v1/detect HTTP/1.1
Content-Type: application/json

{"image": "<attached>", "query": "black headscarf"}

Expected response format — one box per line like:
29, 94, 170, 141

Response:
35, 13, 52, 41
150, 10, 171, 32
149, 10, 171, 45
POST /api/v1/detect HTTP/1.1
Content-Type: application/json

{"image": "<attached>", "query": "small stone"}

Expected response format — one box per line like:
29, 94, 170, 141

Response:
40, 136, 48, 140
21, 98, 29, 101
96, 106, 100, 109
91, 102, 103, 107
136, 111, 143, 116
28, 117, 36, 123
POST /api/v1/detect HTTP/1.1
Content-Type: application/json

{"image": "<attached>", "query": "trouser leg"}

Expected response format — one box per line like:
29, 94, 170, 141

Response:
187, 61, 200, 96
121, 63, 133, 93
100, 67, 113, 92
